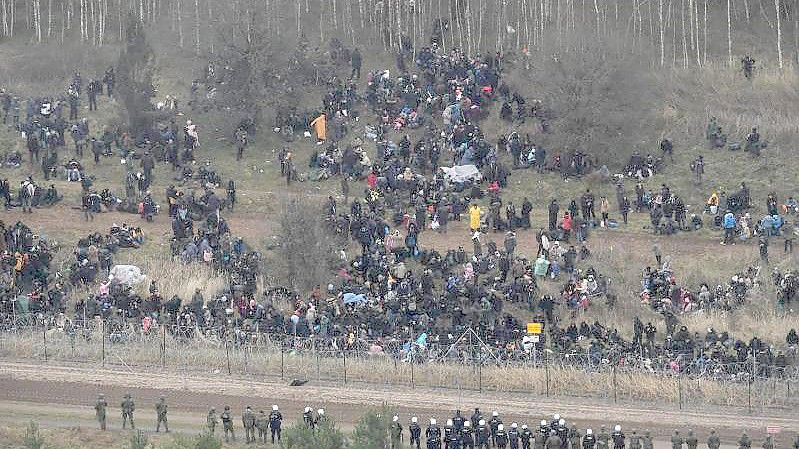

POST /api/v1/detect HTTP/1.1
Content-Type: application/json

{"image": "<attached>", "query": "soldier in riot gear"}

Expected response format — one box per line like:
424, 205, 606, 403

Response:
496, 424, 509, 449
477, 420, 491, 449
489, 412, 503, 447
427, 419, 442, 449
410, 417, 422, 449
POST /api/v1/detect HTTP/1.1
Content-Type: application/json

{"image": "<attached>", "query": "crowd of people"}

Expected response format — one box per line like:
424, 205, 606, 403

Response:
1, 27, 798, 393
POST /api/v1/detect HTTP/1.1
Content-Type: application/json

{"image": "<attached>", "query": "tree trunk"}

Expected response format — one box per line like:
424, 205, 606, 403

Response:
775, 0, 782, 68
194, 0, 200, 55
176, 0, 183, 47
727, 0, 732, 67
659, 0, 664, 65
703, 0, 707, 64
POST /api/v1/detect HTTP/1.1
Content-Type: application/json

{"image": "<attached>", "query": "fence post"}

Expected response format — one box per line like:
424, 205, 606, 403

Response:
545, 355, 550, 397
477, 358, 481, 393
71, 333, 75, 358
343, 350, 348, 385
42, 323, 48, 362
317, 351, 321, 381
678, 375, 683, 410
280, 343, 284, 380
411, 354, 415, 388
161, 325, 166, 368
101, 319, 105, 368
747, 375, 752, 414
612, 364, 617, 403
225, 339, 231, 375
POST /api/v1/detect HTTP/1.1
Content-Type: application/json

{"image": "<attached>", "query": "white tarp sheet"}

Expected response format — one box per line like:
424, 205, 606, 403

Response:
109, 265, 146, 286
440, 164, 482, 183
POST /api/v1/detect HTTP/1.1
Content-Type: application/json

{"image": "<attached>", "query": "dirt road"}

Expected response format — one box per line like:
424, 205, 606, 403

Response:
0, 361, 796, 447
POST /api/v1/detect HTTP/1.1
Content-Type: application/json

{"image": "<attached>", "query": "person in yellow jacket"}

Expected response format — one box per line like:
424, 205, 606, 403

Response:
310, 113, 327, 144
707, 191, 719, 215
469, 204, 482, 232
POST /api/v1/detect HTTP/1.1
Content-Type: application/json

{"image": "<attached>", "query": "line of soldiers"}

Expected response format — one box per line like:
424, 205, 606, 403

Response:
397, 409, 790, 449
94, 394, 166, 432
206, 404, 284, 444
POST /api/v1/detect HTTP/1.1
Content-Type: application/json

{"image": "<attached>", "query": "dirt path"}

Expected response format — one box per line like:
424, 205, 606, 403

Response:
0, 361, 796, 446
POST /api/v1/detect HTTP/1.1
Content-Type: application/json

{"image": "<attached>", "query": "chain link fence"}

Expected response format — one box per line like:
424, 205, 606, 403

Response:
0, 318, 797, 414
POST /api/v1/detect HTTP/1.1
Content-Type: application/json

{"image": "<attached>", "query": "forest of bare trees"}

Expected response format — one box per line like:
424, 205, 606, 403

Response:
0, 0, 797, 68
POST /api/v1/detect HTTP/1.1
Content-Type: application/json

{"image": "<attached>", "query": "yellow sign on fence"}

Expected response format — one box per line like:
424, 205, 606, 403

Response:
526, 323, 542, 334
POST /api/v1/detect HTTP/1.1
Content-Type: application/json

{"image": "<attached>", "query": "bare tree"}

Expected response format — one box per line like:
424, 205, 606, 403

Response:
727, 0, 732, 66
774, 0, 782, 68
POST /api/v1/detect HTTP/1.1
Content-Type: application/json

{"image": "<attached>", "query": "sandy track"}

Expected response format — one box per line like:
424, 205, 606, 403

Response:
0, 361, 796, 446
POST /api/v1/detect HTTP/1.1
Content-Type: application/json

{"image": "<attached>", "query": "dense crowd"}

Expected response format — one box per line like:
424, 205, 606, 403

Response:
1, 32, 798, 385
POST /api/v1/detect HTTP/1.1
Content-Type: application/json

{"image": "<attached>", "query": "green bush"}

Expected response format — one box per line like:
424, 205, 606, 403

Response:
23, 421, 45, 449
282, 419, 346, 449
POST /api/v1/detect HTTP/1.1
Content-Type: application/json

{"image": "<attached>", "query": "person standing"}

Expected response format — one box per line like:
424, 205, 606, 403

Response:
351, 48, 362, 79
121, 393, 135, 430
242, 406, 256, 443
269, 405, 283, 444
95, 394, 108, 431
207, 408, 218, 435
222, 405, 236, 442
155, 397, 169, 432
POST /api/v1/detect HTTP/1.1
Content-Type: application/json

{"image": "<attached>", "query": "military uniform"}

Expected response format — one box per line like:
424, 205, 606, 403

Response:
256, 410, 269, 443
391, 421, 404, 449
582, 433, 596, 449
427, 424, 442, 449
155, 397, 168, 432
207, 408, 218, 435
242, 407, 256, 443
568, 427, 582, 449
410, 420, 422, 449
520, 427, 533, 449
628, 432, 641, 449
496, 427, 509, 449
463, 424, 476, 449
477, 423, 491, 449
121, 394, 135, 429
597, 429, 610, 449
642, 432, 653, 449
489, 416, 503, 447
303, 409, 315, 429
95, 395, 108, 431
269, 408, 283, 443
222, 406, 236, 442
671, 432, 684, 449
739, 434, 751, 449
706, 431, 720, 449
686, 431, 698, 449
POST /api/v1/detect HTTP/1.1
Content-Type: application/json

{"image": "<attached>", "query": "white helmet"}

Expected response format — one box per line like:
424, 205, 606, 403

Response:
479, 420, 486, 426
431, 419, 437, 425
447, 419, 453, 426
522, 425, 528, 430
412, 417, 418, 423
614, 425, 621, 432
541, 420, 547, 426
317, 409, 325, 415
498, 424, 505, 431
393, 416, 399, 422
272, 405, 279, 411
304, 407, 312, 413
464, 421, 471, 427
587, 429, 593, 435
512, 423, 518, 428
554, 414, 560, 420
493, 411, 499, 417
559, 419, 565, 426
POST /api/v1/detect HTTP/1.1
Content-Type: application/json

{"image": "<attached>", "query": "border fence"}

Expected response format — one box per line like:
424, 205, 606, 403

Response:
0, 318, 797, 414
